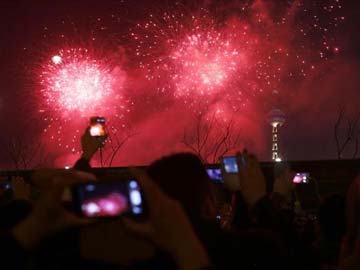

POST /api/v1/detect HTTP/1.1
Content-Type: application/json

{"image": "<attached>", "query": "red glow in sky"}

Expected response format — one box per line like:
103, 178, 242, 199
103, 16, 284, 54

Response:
2, 0, 353, 167
129, 1, 345, 113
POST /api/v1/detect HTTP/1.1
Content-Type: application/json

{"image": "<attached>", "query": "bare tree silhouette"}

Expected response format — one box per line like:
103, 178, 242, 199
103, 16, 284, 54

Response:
5, 136, 48, 170
334, 105, 360, 159
100, 129, 138, 167
182, 112, 242, 164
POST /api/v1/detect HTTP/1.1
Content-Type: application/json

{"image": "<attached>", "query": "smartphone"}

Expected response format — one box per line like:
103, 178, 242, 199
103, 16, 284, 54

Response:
206, 168, 223, 183
295, 174, 319, 210
71, 179, 146, 218
222, 156, 239, 174
89, 116, 106, 137
293, 173, 310, 184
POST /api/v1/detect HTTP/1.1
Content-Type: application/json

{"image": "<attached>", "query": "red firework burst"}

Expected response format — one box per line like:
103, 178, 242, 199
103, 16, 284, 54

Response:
131, 11, 250, 99
169, 30, 247, 97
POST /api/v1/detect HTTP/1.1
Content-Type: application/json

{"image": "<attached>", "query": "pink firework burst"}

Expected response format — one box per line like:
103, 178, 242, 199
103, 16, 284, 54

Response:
41, 48, 115, 116
39, 48, 127, 151
129, 10, 261, 109
169, 30, 246, 97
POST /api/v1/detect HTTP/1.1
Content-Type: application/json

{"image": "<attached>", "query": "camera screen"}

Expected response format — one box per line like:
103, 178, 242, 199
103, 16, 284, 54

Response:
90, 123, 106, 137
223, 157, 239, 174
75, 180, 144, 217
293, 173, 310, 184
89, 117, 106, 137
206, 168, 223, 183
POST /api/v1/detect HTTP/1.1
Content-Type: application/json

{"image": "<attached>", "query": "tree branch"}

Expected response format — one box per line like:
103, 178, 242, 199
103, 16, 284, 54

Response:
334, 105, 345, 159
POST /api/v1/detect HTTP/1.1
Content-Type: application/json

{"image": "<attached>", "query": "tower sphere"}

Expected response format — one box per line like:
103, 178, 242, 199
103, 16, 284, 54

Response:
267, 109, 286, 127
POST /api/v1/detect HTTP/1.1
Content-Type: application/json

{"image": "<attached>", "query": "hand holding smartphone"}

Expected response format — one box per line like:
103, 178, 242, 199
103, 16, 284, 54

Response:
71, 179, 146, 218
294, 173, 320, 210
221, 156, 241, 191
89, 116, 107, 137
206, 168, 223, 183
222, 156, 239, 174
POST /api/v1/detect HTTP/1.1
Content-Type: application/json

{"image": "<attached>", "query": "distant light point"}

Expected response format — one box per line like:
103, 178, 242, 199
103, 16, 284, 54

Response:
52, 55, 62, 64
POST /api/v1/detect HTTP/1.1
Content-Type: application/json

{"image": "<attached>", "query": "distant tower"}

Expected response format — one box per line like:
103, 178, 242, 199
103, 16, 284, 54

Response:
267, 109, 286, 162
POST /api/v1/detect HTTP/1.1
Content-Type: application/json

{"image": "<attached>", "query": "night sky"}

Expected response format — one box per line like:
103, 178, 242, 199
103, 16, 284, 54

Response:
0, 0, 360, 169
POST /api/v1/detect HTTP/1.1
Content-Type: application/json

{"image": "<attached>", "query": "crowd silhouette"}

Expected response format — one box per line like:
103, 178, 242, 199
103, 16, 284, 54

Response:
0, 126, 359, 270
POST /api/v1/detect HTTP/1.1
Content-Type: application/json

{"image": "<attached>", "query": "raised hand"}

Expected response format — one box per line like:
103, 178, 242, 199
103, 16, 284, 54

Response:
122, 168, 210, 270
81, 127, 107, 160
12, 170, 96, 250
237, 150, 266, 207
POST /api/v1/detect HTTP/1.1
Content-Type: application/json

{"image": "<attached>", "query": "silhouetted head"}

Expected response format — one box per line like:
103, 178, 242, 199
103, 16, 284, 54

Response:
147, 153, 211, 223
343, 175, 360, 255
0, 200, 32, 231
318, 193, 346, 241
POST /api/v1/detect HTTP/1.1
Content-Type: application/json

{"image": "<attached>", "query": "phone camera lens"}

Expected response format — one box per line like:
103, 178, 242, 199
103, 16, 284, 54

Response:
129, 181, 138, 189
85, 184, 96, 192
132, 206, 142, 214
